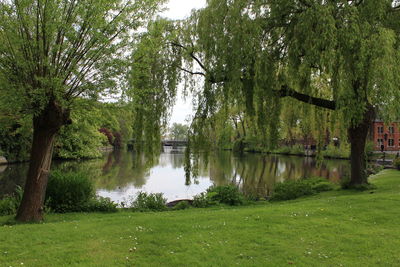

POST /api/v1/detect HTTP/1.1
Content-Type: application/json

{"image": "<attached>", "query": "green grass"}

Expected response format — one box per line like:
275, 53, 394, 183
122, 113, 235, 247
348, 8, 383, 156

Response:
1, 170, 400, 266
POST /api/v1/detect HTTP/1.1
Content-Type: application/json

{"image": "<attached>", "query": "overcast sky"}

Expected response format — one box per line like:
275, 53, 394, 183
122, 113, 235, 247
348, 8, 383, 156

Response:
160, 0, 206, 125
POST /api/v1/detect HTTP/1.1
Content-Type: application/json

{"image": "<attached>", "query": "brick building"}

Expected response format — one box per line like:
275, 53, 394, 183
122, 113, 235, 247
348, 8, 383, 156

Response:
372, 121, 400, 152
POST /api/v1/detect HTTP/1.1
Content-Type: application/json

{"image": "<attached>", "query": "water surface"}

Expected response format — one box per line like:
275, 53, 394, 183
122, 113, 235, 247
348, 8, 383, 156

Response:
0, 148, 349, 203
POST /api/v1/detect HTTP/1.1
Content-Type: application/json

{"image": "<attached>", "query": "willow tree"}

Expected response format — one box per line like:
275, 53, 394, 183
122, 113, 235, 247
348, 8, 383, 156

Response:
172, 0, 400, 187
0, 0, 164, 222
127, 19, 181, 152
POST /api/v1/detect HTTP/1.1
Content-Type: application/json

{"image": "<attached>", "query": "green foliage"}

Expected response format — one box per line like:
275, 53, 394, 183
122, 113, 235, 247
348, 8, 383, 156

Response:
322, 144, 350, 159
273, 144, 304, 155
55, 100, 134, 159
206, 185, 245, 206
271, 178, 335, 201
174, 0, 400, 186
84, 197, 118, 213
232, 139, 245, 154
0, 115, 32, 162
271, 180, 315, 201
393, 158, 400, 170
169, 123, 189, 141
340, 176, 377, 191
305, 177, 335, 193
128, 19, 180, 152
131, 192, 167, 212
273, 146, 292, 154
192, 192, 217, 208
45, 171, 118, 213
0, 186, 23, 216
172, 201, 191, 210
367, 164, 384, 176
46, 171, 95, 213
365, 141, 375, 159
290, 144, 305, 155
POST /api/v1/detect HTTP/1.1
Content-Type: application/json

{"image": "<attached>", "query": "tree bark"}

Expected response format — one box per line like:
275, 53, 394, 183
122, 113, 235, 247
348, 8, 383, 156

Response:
16, 100, 70, 222
347, 105, 375, 186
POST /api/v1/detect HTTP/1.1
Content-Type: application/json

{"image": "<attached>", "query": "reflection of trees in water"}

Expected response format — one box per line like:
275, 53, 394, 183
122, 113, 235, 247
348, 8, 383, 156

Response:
202, 152, 349, 198
1, 150, 350, 199
52, 150, 160, 190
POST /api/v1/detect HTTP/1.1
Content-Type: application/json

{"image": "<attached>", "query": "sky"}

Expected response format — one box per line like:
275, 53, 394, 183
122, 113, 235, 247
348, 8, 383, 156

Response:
160, 0, 207, 125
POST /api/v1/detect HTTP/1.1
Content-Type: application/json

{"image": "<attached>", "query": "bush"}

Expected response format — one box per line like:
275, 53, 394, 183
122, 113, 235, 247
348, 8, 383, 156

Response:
173, 200, 191, 210
271, 180, 315, 201
192, 192, 217, 208
304, 177, 335, 192
290, 144, 304, 155
131, 192, 167, 212
207, 185, 245, 205
46, 171, 95, 213
340, 176, 377, 191
365, 141, 374, 159
394, 158, 400, 170
367, 164, 384, 175
322, 144, 350, 159
273, 146, 291, 154
83, 196, 118, 212
0, 186, 23, 216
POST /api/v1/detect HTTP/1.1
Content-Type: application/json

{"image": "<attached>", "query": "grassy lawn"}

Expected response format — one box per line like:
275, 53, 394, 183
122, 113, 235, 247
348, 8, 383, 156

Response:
1, 170, 400, 267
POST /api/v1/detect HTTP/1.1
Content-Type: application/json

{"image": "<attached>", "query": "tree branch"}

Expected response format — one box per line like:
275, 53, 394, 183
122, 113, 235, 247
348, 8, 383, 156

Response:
276, 85, 336, 110
170, 42, 208, 72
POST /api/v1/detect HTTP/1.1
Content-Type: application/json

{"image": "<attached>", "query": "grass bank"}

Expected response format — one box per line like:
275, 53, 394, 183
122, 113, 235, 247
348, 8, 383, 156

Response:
1, 170, 400, 266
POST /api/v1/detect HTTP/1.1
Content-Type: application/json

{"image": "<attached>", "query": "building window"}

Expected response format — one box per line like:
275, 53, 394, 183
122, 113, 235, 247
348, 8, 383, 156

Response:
389, 126, 395, 134
377, 126, 384, 134
388, 139, 394, 147
377, 139, 384, 147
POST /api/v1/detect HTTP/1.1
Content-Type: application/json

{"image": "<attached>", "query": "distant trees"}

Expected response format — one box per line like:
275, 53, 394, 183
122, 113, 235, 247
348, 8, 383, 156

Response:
169, 123, 189, 141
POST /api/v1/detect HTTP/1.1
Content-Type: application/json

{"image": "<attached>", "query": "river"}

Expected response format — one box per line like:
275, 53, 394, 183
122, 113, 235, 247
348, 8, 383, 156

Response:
0, 148, 349, 204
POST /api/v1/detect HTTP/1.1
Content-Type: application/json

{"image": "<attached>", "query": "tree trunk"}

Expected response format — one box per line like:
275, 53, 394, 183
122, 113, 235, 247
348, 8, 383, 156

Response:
347, 105, 375, 186
16, 100, 70, 222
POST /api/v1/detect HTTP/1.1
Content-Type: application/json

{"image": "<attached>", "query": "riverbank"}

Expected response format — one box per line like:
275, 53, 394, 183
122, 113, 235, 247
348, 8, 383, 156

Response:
1, 170, 399, 266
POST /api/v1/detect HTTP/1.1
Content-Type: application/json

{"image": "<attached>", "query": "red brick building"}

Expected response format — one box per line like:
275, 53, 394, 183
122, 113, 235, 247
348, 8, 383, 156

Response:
372, 121, 400, 151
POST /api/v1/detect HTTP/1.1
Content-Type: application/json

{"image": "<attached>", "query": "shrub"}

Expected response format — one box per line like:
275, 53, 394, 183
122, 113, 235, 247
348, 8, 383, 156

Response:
192, 192, 217, 208
131, 192, 167, 212
84, 196, 118, 213
394, 158, 400, 170
365, 141, 375, 159
367, 164, 384, 175
271, 180, 315, 201
0, 186, 23, 216
46, 171, 95, 213
290, 144, 304, 155
340, 176, 377, 191
340, 176, 351, 189
207, 185, 245, 205
270, 177, 335, 201
304, 177, 335, 192
173, 200, 191, 210
273, 146, 291, 154
322, 144, 350, 159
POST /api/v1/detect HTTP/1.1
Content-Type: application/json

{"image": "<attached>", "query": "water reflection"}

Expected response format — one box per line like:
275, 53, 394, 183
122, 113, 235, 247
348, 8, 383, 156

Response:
0, 149, 349, 203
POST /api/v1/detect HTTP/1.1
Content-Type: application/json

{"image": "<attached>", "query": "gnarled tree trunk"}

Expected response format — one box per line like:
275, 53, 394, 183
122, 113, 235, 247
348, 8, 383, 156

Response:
348, 105, 375, 186
16, 100, 70, 222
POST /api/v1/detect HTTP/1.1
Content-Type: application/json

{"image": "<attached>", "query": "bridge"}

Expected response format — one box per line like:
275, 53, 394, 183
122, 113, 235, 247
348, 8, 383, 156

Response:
161, 140, 188, 147
127, 139, 188, 150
